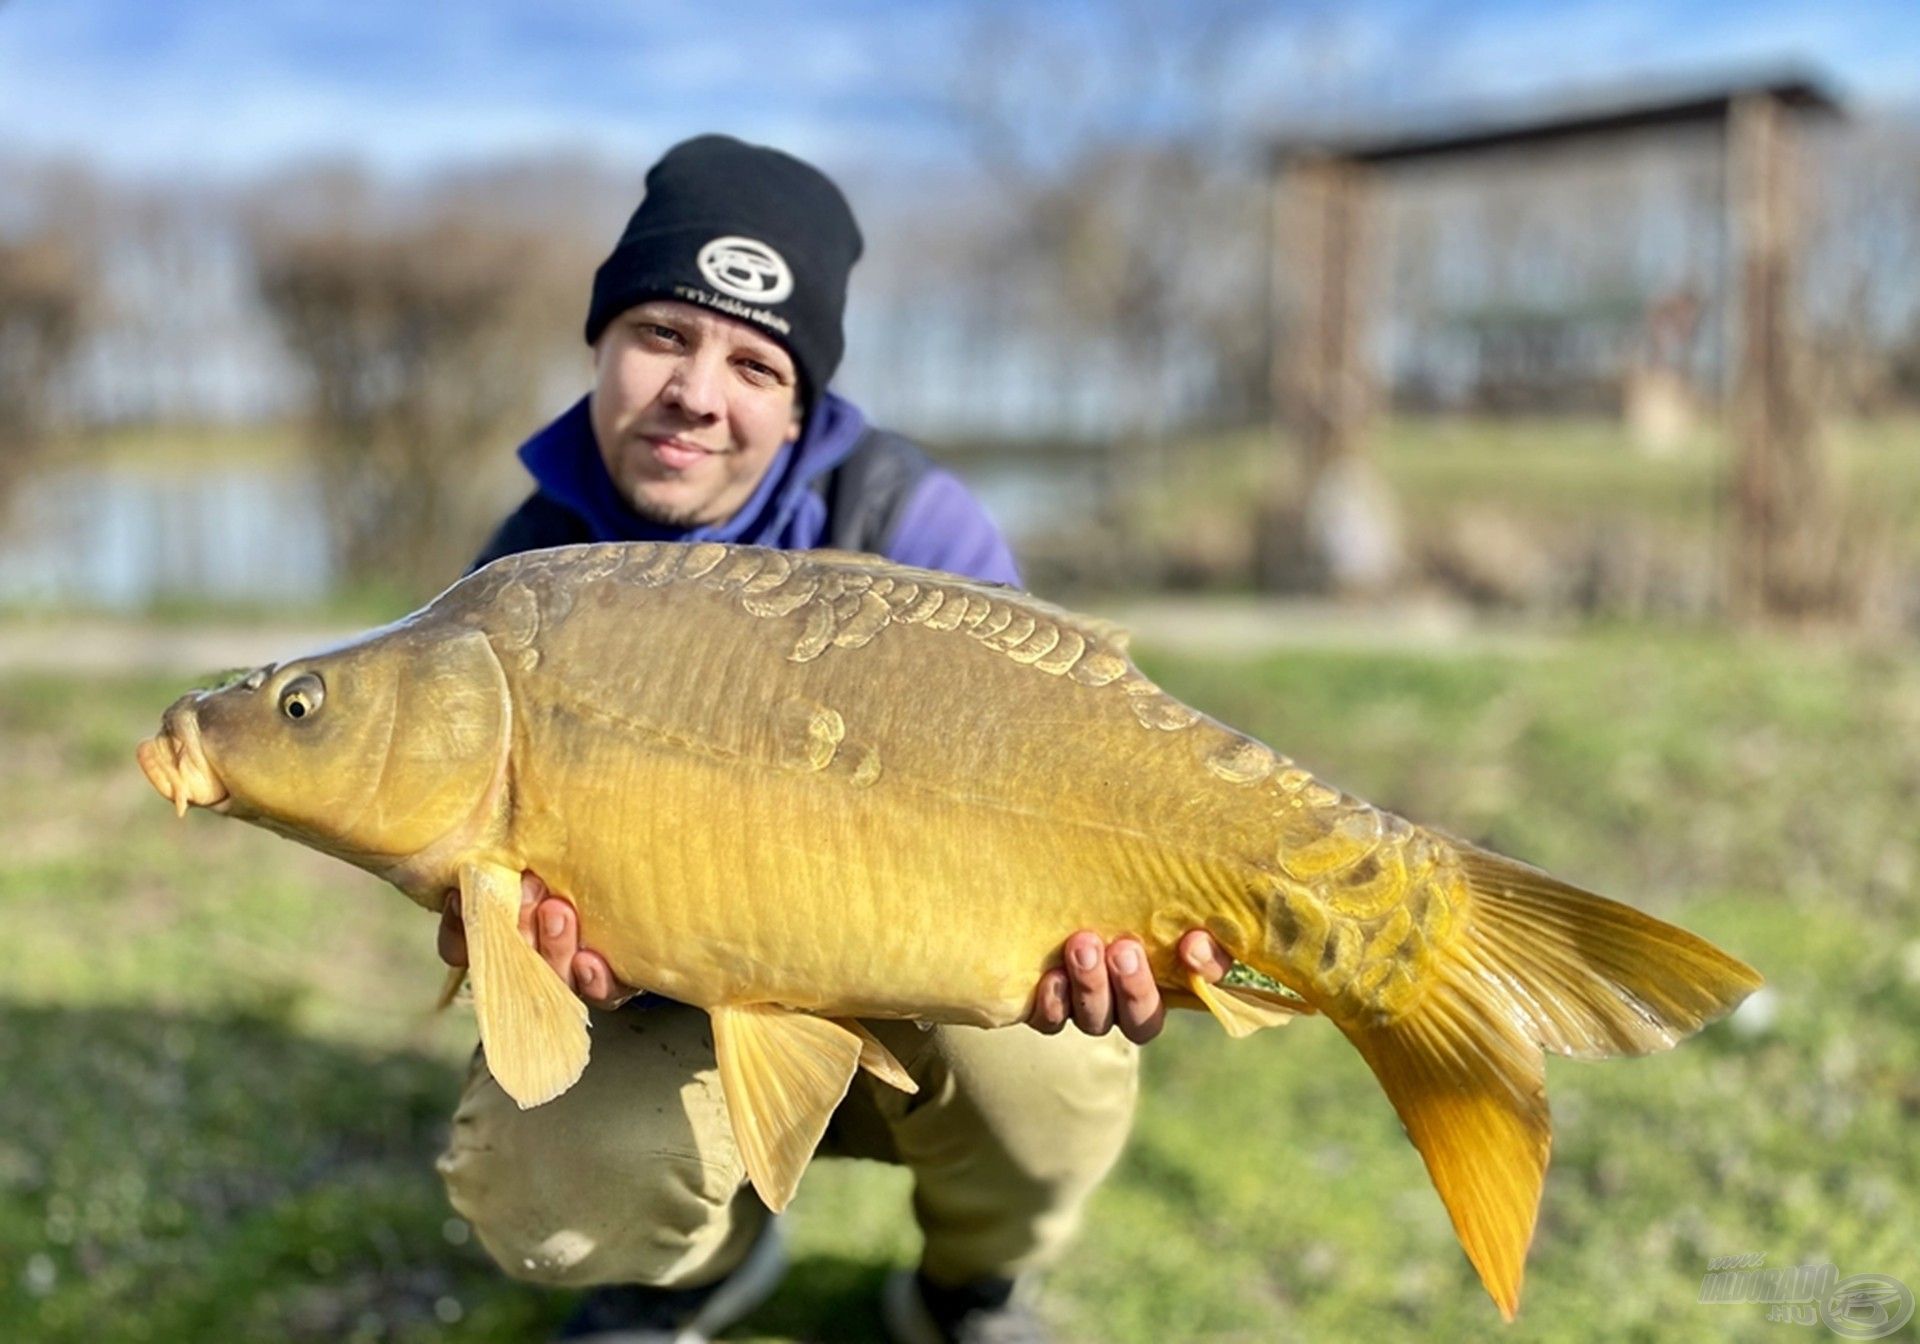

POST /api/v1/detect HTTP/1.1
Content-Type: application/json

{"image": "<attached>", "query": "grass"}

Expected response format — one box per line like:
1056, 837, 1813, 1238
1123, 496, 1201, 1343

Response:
68, 422, 304, 473
1, 627, 1916, 1342
1373, 414, 1920, 544
1121, 413, 1920, 570
0, 583, 426, 632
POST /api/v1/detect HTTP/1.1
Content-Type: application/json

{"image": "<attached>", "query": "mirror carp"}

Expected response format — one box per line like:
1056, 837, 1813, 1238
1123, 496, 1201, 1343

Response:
137, 541, 1761, 1319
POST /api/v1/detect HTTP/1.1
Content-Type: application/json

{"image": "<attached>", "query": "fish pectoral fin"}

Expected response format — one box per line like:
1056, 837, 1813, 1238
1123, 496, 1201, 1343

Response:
711, 1006, 864, 1212
435, 965, 468, 1011
461, 862, 590, 1109
1188, 973, 1310, 1039
834, 1019, 919, 1094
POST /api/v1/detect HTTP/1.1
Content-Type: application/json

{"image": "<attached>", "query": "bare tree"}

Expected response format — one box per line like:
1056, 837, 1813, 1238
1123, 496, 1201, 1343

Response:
253, 202, 569, 593
0, 231, 90, 507
935, 2, 1276, 587
949, 0, 1271, 433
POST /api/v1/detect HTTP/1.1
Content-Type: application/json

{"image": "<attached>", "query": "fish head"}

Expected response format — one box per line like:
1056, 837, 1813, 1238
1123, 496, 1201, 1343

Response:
137, 623, 510, 867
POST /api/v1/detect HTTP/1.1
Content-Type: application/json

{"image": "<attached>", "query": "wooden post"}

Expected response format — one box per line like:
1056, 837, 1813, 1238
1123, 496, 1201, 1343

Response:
1727, 92, 1831, 620
1266, 153, 1398, 592
1272, 154, 1370, 476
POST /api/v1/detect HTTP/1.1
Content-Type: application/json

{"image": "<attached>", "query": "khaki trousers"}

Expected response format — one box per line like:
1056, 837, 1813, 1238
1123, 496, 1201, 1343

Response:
437, 1003, 1139, 1291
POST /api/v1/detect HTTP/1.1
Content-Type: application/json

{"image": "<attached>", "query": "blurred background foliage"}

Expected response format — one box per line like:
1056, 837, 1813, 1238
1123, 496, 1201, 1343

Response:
1, 1, 1917, 1340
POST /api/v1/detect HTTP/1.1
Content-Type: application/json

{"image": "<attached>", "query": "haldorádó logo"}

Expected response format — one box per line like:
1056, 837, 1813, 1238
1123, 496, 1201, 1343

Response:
697, 237, 794, 304
1699, 1256, 1914, 1339
1824, 1275, 1915, 1340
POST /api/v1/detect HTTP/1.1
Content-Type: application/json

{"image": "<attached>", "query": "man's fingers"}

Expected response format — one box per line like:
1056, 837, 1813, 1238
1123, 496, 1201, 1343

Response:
1027, 969, 1070, 1034
1178, 929, 1233, 984
1108, 939, 1166, 1044
436, 893, 467, 968
517, 872, 572, 988
535, 896, 579, 988
573, 952, 633, 1012
1064, 931, 1113, 1036
515, 873, 542, 948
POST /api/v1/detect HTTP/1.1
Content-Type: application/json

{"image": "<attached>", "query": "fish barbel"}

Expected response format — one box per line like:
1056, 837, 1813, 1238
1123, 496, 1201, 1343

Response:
136, 541, 1761, 1318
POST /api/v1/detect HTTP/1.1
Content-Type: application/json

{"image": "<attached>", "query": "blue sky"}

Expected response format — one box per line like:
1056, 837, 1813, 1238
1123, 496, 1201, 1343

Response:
1, 0, 1916, 184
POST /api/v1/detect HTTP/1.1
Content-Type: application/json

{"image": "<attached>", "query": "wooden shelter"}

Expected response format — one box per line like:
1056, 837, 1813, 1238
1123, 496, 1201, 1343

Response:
1267, 73, 1847, 617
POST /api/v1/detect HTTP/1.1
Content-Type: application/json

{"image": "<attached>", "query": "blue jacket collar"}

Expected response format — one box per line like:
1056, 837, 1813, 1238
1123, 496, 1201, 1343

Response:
516, 391, 868, 545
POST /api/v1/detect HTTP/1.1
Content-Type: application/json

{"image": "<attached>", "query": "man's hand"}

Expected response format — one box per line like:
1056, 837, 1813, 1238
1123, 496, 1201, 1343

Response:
1026, 930, 1232, 1045
437, 872, 638, 1012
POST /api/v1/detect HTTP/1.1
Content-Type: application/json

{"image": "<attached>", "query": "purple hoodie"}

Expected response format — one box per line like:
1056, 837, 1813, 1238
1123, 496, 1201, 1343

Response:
513, 392, 1020, 587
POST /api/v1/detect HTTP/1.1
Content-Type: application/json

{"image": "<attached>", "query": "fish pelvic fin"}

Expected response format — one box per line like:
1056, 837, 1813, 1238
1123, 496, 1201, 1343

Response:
1317, 843, 1763, 1319
711, 1007, 864, 1212
461, 862, 590, 1109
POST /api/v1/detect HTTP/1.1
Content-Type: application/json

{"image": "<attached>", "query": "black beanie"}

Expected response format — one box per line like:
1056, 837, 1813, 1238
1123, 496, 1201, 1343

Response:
585, 135, 864, 403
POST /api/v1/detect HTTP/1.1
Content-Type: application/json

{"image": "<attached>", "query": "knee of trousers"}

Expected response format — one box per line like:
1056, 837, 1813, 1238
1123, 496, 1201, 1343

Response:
897, 1025, 1141, 1283
435, 1021, 756, 1290
903, 1024, 1142, 1189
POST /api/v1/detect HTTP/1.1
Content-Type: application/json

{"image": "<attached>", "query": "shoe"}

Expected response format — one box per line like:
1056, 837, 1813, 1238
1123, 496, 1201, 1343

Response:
552, 1215, 787, 1343
880, 1269, 1053, 1344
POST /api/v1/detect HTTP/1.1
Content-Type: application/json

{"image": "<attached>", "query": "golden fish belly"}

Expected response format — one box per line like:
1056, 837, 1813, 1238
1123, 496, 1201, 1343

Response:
513, 696, 1244, 1024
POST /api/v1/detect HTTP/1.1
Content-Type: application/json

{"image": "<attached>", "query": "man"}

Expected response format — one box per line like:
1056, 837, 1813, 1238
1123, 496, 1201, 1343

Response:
433, 135, 1227, 1344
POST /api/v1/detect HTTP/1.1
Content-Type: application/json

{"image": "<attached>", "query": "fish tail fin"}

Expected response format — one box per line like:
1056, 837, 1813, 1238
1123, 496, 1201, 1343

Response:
1294, 845, 1763, 1319
1339, 982, 1546, 1321
1443, 846, 1764, 1063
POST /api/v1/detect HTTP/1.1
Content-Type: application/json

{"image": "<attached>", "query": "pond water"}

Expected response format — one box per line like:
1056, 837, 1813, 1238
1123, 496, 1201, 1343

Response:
0, 464, 332, 609
0, 454, 1101, 609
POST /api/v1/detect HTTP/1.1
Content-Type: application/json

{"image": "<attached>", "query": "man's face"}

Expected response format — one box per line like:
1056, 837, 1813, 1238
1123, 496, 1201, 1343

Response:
589, 299, 802, 528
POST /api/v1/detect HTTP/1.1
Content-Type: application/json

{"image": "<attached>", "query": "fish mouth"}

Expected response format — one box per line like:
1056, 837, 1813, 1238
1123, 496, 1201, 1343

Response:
137, 698, 231, 817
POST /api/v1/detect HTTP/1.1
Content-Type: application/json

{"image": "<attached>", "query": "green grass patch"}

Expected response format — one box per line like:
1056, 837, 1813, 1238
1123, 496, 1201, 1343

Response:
1131, 414, 1920, 574
68, 421, 303, 472
2, 629, 1915, 1341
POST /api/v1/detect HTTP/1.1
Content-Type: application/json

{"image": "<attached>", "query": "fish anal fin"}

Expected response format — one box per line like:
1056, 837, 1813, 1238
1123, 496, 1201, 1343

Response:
712, 1006, 864, 1212
1189, 973, 1308, 1038
1343, 982, 1549, 1322
461, 862, 590, 1109
835, 1019, 919, 1094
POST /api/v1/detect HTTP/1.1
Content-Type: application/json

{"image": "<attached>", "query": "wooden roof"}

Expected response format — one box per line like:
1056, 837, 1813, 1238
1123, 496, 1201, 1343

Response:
1272, 71, 1845, 168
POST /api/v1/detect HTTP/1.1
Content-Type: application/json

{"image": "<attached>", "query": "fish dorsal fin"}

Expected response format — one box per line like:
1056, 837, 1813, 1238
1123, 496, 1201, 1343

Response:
1188, 973, 1311, 1038
711, 1006, 864, 1212
834, 1019, 919, 1093
460, 862, 590, 1108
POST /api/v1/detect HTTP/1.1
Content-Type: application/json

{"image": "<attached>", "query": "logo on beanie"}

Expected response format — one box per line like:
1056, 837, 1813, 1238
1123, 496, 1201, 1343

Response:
697, 236, 794, 305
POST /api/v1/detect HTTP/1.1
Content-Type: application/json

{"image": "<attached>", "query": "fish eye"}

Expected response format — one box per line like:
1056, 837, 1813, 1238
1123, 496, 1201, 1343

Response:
279, 673, 325, 722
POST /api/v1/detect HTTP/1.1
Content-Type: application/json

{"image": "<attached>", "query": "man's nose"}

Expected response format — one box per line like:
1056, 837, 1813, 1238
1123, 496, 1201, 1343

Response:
663, 351, 725, 419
